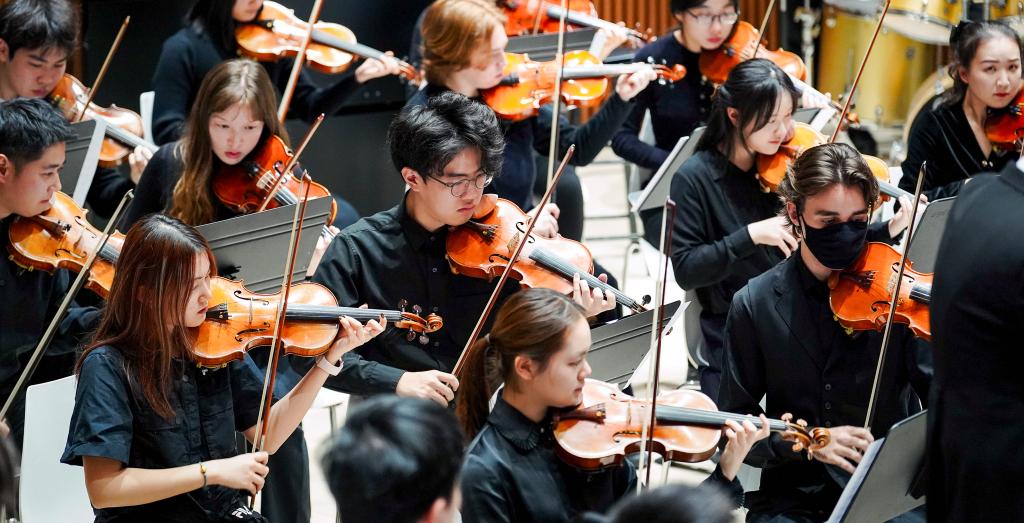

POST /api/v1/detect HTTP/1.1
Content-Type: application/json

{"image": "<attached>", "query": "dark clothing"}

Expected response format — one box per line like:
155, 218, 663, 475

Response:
461, 395, 637, 523
900, 94, 1013, 201
611, 33, 712, 170
405, 83, 634, 211
87, 167, 135, 219
310, 196, 519, 395
121, 143, 238, 229
927, 165, 1024, 521
151, 25, 359, 145
0, 216, 101, 446
62, 345, 266, 522
669, 149, 785, 316
718, 253, 933, 520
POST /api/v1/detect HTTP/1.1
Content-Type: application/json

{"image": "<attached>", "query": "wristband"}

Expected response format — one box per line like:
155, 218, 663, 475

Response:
316, 355, 343, 376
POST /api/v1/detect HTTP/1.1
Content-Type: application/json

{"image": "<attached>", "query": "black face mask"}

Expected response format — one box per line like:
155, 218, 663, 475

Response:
800, 217, 868, 270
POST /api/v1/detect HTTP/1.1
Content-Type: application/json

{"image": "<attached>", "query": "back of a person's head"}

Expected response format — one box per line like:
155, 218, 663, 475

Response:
605, 484, 734, 523
321, 396, 465, 523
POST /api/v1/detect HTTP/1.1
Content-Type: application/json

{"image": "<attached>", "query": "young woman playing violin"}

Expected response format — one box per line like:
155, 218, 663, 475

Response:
61, 213, 384, 522
0, 98, 100, 448
410, 0, 655, 236
456, 287, 771, 522
0, 0, 146, 219
901, 21, 1022, 201
151, 0, 402, 146
718, 142, 931, 522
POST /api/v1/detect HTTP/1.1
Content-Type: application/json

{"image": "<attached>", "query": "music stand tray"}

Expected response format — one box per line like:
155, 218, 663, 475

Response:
62, 120, 104, 206
827, 410, 927, 523
196, 198, 332, 294
588, 301, 681, 386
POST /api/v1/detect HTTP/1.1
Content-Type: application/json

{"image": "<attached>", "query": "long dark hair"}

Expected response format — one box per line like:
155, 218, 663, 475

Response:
188, 0, 241, 54
77, 214, 217, 420
455, 288, 586, 440
943, 20, 1022, 107
696, 58, 799, 161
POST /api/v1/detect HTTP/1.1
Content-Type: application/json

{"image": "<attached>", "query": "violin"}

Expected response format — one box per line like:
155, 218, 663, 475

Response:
446, 194, 649, 313
984, 88, 1024, 150
6, 191, 122, 298
482, 51, 686, 121
699, 21, 806, 85
48, 74, 158, 169
553, 380, 831, 470
196, 277, 444, 367
499, 0, 649, 44
213, 134, 337, 230
236, 0, 419, 83
828, 242, 932, 340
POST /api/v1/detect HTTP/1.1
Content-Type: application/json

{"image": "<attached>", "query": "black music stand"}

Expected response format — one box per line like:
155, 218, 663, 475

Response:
826, 411, 928, 523
589, 300, 682, 386
905, 196, 956, 273
61, 120, 104, 206
629, 129, 702, 214
506, 27, 634, 63
196, 198, 332, 293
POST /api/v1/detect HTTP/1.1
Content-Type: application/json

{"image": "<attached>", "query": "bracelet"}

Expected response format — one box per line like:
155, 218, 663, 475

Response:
199, 461, 208, 488
316, 355, 343, 376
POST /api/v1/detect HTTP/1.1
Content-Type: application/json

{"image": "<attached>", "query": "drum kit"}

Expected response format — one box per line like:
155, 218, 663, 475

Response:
815, 0, 1023, 129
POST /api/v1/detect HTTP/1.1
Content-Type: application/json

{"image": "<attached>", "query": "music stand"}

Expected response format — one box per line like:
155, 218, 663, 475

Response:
630, 129, 703, 214
588, 300, 682, 386
826, 411, 928, 523
196, 197, 332, 293
506, 28, 634, 63
906, 196, 956, 273
61, 120, 105, 206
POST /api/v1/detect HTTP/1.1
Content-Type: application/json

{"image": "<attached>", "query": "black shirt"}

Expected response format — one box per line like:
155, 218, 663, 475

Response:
611, 33, 713, 170
405, 84, 634, 210
62, 345, 266, 522
901, 94, 1013, 201
121, 142, 238, 229
310, 195, 518, 395
718, 253, 933, 519
151, 25, 360, 145
669, 149, 785, 316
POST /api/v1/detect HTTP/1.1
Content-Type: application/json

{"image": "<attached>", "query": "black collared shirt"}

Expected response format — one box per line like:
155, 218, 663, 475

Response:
461, 395, 637, 523
62, 345, 266, 522
310, 195, 518, 395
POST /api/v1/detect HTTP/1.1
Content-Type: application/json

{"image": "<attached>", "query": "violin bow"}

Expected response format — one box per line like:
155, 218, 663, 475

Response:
0, 190, 133, 422
452, 145, 575, 378
752, 0, 777, 60
256, 113, 325, 214
77, 16, 131, 122
864, 162, 927, 429
829, 0, 892, 143
248, 153, 314, 508
543, 0, 571, 192
635, 197, 677, 491
277, 0, 323, 124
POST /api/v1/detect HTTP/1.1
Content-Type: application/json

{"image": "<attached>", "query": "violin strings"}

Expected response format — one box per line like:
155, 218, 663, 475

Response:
529, 248, 638, 308
656, 404, 790, 431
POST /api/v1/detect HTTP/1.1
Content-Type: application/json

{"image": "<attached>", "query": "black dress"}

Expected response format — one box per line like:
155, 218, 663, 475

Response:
927, 163, 1024, 521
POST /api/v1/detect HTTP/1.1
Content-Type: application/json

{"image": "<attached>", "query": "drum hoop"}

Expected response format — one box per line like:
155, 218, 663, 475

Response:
885, 10, 957, 29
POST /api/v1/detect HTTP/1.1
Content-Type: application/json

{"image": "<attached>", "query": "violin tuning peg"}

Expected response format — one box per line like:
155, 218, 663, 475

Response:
412, 304, 423, 315
397, 299, 408, 311
418, 335, 430, 345
406, 331, 417, 342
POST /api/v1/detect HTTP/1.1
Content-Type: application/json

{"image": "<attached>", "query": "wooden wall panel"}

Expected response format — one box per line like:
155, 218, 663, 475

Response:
590, 0, 780, 47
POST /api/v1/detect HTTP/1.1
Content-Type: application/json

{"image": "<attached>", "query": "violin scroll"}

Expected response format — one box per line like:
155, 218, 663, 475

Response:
395, 311, 444, 334
778, 413, 832, 459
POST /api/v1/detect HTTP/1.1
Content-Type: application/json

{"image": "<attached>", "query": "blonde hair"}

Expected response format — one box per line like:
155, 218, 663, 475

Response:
170, 58, 288, 225
421, 0, 506, 86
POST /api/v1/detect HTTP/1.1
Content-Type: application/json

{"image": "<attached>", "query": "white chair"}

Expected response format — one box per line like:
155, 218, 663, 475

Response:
19, 376, 93, 522
139, 91, 155, 143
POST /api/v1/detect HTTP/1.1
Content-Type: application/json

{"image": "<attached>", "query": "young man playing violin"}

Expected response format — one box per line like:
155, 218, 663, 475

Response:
0, 97, 100, 448
717, 142, 932, 522
311, 91, 615, 406
0, 0, 147, 219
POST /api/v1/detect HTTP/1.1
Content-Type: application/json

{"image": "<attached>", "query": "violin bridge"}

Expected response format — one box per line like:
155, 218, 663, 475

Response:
507, 231, 522, 254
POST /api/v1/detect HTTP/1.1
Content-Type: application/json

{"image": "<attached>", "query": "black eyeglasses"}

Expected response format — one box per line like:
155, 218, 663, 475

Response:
427, 172, 494, 198
685, 10, 740, 26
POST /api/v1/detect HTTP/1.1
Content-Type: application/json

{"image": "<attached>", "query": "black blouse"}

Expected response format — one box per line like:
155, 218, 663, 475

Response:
62, 345, 267, 522
901, 94, 1013, 201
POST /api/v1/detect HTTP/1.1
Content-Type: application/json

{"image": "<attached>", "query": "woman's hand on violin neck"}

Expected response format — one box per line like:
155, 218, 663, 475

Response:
719, 414, 771, 481
888, 194, 928, 239
738, 39, 760, 62
595, 25, 629, 61
747, 216, 799, 258
571, 272, 617, 318
528, 203, 561, 239
325, 314, 387, 362
128, 145, 154, 185
615, 69, 657, 102
396, 370, 459, 406
812, 425, 874, 474
355, 51, 403, 84
207, 452, 270, 496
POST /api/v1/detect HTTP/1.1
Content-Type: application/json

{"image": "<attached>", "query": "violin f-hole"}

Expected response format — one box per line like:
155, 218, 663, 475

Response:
234, 323, 271, 342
